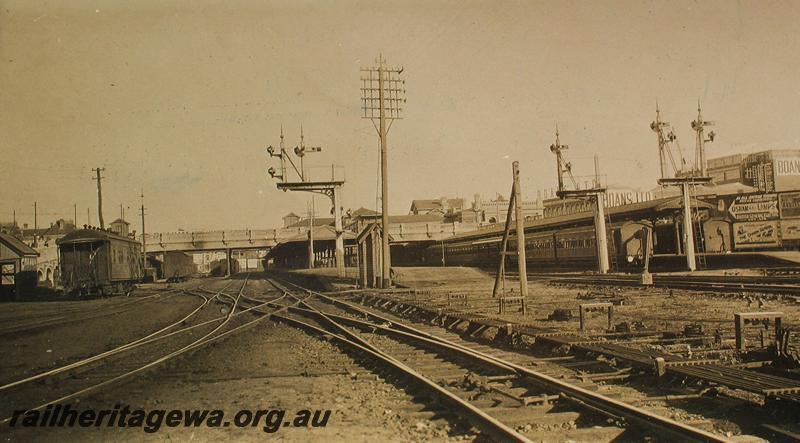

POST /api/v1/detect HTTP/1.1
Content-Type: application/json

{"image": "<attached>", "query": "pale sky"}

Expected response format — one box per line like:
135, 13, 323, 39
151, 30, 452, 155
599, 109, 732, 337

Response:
2, 0, 800, 232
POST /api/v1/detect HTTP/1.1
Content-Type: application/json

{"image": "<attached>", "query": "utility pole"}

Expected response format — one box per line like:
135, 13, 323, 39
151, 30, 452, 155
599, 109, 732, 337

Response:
361, 54, 406, 288
307, 197, 315, 269
87, 208, 90, 226
140, 191, 147, 275
33, 202, 38, 247
691, 102, 715, 177
92, 167, 105, 229
512, 162, 529, 298
74, 204, 77, 226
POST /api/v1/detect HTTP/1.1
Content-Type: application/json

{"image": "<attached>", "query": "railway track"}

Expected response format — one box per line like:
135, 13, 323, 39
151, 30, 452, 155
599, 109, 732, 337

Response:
0, 276, 304, 425
525, 272, 800, 297
346, 286, 800, 441
264, 276, 739, 442
0, 290, 178, 337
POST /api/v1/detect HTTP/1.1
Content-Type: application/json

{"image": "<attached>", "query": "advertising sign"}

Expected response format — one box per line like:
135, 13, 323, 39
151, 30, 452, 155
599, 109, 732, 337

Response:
779, 192, 800, 219
774, 156, 800, 176
733, 221, 779, 248
728, 193, 779, 222
781, 219, 800, 241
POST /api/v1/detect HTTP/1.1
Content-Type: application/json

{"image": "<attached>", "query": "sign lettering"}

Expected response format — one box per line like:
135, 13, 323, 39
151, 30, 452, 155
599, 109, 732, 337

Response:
728, 193, 779, 222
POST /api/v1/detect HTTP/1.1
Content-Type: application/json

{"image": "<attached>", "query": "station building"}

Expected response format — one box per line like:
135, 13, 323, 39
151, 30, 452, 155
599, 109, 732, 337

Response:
0, 232, 38, 299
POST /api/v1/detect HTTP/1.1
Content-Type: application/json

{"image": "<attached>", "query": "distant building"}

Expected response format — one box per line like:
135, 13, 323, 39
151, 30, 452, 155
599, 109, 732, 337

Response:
346, 208, 444, 234
0, 222, 19, 236
192, 251, 228, 274
472, 194, 542, 224
677, 149, 800, 193
18, 219, 77, 287
409, 197, 465, 216
109, 219, 131, 237
282, 213, 301, 228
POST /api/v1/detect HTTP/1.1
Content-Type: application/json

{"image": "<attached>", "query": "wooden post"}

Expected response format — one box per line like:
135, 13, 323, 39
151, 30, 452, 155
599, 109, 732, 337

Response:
492, 183, 517, 298
512, 162, 528, 299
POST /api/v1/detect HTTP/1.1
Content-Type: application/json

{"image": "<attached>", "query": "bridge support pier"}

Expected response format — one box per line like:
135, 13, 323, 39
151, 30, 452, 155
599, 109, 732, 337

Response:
226, 248, 232, 277
594, 192, 609, 274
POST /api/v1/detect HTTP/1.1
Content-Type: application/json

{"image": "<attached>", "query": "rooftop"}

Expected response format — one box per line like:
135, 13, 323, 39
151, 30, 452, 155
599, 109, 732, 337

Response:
0, 232, 38, 257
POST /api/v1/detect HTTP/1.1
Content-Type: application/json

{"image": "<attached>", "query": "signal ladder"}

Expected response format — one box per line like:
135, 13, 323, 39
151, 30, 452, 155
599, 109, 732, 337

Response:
605, 209, 618, 273
689, 185, 707, 270
694, 210, 707, 270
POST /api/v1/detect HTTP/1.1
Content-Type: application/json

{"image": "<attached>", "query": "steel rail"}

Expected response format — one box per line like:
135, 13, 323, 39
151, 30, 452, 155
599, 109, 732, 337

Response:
269, 303, 533, 443
270, 276, 731, 443
0, 283, 236, 392
0, 276, 294, 425
542, 274, 800, 295
0, 292, 172, 337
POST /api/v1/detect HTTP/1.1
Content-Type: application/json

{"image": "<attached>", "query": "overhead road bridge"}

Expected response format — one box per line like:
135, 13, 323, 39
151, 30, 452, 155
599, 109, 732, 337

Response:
142, 228, 313, 253
142, 228, 312, 275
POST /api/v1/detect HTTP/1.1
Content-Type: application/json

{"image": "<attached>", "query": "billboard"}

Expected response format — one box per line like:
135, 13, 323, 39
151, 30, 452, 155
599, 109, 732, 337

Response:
774, 156, 800, 176
733, 221, 779, 248
727, 193, 779, 222
779, 191, 800, 219
781, 219, 800, 241
773, 153, 800, 191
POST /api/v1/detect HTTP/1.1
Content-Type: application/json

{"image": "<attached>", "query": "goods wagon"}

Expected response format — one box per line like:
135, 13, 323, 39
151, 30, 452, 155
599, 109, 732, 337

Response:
161, 251, 196, 282
57, 228, 143, 296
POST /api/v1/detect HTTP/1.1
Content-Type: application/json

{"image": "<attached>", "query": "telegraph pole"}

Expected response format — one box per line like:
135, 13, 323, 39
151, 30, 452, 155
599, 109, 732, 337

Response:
33, 202, 38, 247
74, 204, 77, 226
361, 54, 406, 288
307, 197, 315, 269
140, 191, 147, 274
92, 167, 105, 229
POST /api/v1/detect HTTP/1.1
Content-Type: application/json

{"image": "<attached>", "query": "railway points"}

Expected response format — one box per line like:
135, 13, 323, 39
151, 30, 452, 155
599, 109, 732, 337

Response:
262, 267, 800, 440
4, 5, 800, 441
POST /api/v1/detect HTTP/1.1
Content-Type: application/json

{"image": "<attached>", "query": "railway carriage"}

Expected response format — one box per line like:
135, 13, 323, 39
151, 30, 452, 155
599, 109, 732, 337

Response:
57, 228, 143, 296
422, 217, 641, 272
